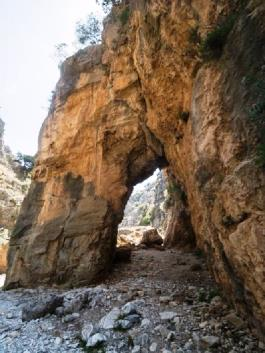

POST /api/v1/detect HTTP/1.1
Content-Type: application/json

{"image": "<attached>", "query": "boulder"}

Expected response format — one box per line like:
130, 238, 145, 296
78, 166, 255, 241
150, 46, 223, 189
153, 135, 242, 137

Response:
140, 228, 163, 247
22, 295, 63, 321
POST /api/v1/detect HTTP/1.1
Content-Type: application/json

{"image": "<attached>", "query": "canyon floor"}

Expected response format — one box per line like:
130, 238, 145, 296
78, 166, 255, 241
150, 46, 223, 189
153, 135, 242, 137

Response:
0, 248, 264, 353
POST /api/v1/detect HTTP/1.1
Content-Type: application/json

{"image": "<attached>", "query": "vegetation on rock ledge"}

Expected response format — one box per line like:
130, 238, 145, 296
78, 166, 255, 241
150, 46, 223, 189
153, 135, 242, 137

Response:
200, 15, 236, 60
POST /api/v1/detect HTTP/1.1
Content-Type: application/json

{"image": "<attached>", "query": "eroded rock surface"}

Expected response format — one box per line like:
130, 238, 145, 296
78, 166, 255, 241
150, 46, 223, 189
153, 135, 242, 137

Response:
5, 0, 265, 337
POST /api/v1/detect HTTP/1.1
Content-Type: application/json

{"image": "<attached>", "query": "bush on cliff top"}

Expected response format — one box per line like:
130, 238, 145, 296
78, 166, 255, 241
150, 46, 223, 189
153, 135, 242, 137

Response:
76, 14, 102, 45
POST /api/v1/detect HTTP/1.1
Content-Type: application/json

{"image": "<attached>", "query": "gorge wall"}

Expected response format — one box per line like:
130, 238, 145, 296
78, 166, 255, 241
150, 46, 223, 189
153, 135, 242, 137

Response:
0, 119, 30, 272
5, 0, 265, 337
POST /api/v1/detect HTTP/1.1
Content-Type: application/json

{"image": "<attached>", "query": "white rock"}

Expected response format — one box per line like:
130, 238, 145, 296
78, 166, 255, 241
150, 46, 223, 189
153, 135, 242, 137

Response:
81, 323, 94, 342
6, 312, 14, 319
132, 345, 141, 353
137, 333, 149, 346
159, 311, 177, 321
162, 349, 172, 353
63, 312, 80, 323
141, 318, 151, 328
87, 333, 107, 347
99, 307, 121, 329
55, 337, 63, 345
167, 331, 175, 341
115, 319, 132, 330
121, 302, 137, 316
150, 342, 158, 352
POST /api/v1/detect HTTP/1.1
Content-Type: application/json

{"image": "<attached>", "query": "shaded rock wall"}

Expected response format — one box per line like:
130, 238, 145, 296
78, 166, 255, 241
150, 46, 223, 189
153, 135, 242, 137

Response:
5, 0, 265, 337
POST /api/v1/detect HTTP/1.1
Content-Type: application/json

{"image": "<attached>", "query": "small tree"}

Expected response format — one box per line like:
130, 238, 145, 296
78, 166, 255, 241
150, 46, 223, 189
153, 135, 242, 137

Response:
76, 14, 102, 45
96, 0, 121, 13
16, 153, 35, 174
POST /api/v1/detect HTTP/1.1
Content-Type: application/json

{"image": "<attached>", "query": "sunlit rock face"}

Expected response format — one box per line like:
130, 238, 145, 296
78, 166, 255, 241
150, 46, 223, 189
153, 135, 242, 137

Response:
5, 0, 265, 337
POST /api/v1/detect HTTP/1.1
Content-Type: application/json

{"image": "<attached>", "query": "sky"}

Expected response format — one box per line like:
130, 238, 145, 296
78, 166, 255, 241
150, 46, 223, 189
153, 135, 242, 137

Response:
0, 0, 102, 156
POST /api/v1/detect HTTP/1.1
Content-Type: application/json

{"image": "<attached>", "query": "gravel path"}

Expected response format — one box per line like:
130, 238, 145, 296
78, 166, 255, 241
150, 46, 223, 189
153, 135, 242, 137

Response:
0, 249, 264, 353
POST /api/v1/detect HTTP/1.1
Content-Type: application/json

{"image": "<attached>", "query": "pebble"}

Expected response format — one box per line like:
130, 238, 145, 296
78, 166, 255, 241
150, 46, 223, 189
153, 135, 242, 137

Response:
54, 337, 63, 345
132, 345, 141, 353
141, 318, 151, 328
121, 302, 137, 316
63, 312, 80, 323
159, 311, 177, 321
99, 307, 121, 329
150, 342, 158, 351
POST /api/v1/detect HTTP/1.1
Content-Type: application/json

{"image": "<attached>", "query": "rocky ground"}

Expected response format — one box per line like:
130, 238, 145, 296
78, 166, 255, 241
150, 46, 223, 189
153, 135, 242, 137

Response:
0, 249, 264, 353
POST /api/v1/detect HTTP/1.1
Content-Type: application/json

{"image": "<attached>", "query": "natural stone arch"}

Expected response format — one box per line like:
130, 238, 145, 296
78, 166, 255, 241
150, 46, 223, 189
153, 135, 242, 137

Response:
5, 44, 168, 288
4, 0, 265, 338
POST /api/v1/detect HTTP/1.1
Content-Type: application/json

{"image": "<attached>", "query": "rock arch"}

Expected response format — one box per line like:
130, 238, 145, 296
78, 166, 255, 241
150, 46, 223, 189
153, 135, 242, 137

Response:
4, 0, 265, 337
5, 43, 169, 288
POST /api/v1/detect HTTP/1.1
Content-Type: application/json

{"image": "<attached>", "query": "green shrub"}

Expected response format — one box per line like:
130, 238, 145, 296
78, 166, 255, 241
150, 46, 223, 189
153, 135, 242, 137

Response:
96, 0, 121, 13
189, 26, 201, 45
140, 215, 151, 226
167, 181, 187, 204
128, 335, 134, 348
200, 15, 236, 60
178, 111, 190, 122
16, 153, 35, 174
166, 181, 179, 195
119, 7, 130, 26
194, 248, 204, 258
76, 14, 102, 45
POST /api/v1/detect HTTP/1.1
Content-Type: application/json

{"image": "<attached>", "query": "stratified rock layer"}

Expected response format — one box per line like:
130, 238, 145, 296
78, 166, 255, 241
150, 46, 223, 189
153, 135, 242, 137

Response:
5, 0, 265, 337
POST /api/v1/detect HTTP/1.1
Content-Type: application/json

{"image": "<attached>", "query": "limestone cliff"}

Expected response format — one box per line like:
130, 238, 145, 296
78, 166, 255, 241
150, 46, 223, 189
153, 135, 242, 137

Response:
5, 0, 265, 338
0, 119, 30, 272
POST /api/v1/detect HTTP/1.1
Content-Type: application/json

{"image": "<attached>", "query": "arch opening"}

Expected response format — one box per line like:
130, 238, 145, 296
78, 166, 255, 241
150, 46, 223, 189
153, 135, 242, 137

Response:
114, 167, 196, 265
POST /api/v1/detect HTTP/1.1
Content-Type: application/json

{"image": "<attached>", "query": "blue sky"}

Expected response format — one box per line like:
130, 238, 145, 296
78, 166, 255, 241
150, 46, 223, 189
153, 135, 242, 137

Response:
0, 0, 101, 155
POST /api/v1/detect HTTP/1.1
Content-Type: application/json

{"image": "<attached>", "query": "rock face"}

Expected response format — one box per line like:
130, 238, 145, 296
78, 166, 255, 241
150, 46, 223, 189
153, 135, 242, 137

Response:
0, 119, 29, 231
0, 119, 29, 272
163, 174, 195, 250
5, 0, 265, 337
